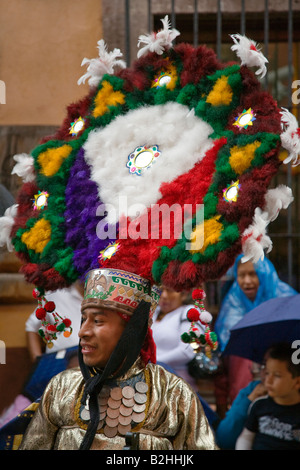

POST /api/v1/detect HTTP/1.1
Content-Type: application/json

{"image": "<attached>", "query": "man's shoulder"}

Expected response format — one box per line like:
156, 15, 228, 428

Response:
146, 362, 193, 392
48, 367, 83, 388
147, 361, 178, 377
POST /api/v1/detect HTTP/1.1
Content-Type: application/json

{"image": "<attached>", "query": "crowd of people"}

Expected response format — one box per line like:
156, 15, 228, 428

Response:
0, 255, 299, 450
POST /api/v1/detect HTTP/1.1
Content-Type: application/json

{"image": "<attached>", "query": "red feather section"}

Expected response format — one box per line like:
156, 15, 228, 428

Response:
161, 242, 242, 291
40, 92, 94, 143
178, 43, 223, 86
228, 66, 282, 135
20, 263, 69, 291
103, 138, 227, 281
10, 182, 39, 240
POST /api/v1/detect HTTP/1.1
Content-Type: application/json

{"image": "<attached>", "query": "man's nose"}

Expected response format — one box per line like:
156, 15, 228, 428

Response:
78, 319, 91, 338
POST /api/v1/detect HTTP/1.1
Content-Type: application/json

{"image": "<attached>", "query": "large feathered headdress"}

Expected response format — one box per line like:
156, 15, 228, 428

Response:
1, 17, 298, 348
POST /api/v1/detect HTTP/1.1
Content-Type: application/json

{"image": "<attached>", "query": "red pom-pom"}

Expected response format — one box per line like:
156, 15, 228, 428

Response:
63, 318, 72, 328
192, 289, 206, 301
187, 308, 200, 322
35, 307, 47, 320
46, 324, 57, 333
44, 301, 56, 312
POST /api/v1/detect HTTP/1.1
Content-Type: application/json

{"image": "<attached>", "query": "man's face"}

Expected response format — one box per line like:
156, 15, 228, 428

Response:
79, 307, 126, 368
237, 261, 259, 301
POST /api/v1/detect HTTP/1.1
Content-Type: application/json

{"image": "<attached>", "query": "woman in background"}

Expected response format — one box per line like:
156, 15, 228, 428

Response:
214, 255, 297, 418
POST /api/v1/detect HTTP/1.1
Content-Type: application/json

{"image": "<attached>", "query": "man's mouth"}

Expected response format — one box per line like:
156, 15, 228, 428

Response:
81, 343, 96, 353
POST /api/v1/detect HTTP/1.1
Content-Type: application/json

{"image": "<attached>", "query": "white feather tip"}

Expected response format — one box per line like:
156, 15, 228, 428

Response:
241, 208, 272, 264
280, 108, 300, 166
0, 204, 18, 252
230, 34, 268, 79
78, 39, 126, 88
11, 153, 35, 182
137, 15, 180, 59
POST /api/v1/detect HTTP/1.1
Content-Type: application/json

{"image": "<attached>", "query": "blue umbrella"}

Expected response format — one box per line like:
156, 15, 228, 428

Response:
223, 294, 300, 363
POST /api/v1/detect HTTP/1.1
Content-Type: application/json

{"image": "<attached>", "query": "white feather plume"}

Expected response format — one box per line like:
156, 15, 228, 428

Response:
11, 153, 35, 182
230, 34, 268, 79
241, 184, 293, 263
78, 39, 126, 88
280, 108, 300, 166
137, 15, 180, 59
0, 204, 18, 252
83, 102, 214, 225
241, 208, 272, 264
263, 185, 294, 222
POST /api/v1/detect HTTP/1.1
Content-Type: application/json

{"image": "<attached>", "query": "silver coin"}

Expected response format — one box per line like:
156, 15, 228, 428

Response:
119, 404, 133, 417
134, 392, 147, 404
122, 397, 135, 407
122, 385, 135, 399
132, 411, 145, 423
118, 423, 131, 435
103, 425, 118, 438
135, 381, 148, 394
110, 387, 123, 400
107, 407, 119, 419
133, 402, 146, 413
80, 408, 90, 421
108, 397, 121, 409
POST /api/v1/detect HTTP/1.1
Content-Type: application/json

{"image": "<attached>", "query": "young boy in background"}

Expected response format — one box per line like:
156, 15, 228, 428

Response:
236, 342, 300, 450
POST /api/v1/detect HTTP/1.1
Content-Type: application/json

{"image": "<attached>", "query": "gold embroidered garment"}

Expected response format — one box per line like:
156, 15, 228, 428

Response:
19, 360, 218, 450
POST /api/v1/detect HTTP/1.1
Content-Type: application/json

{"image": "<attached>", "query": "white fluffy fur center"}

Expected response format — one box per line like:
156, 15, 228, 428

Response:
83, 102, 214, 224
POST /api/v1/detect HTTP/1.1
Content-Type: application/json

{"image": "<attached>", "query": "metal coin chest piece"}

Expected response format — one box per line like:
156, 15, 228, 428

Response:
135, 381, 148, 393
122, 385, 135, 399
80, 408, 90, 421
134, 392, 147, 404
80, 377, 148, 435
104, 425, 118, 438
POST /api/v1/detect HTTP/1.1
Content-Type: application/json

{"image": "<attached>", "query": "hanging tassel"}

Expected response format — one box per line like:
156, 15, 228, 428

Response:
32, 287, 72, 348
181, 288, 218, 357
78, 39, 126, 88
280, 108, 300, 166
137, 15, 180, 58
230, 34, 268, 78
